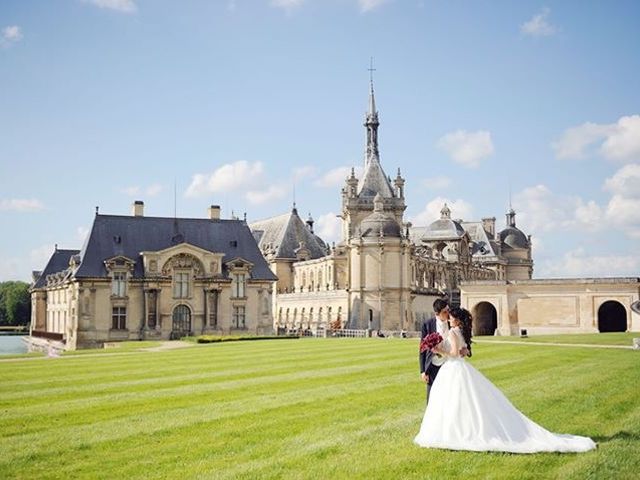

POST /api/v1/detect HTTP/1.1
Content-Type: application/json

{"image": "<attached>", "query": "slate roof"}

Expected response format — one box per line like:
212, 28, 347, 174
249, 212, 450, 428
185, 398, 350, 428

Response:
32, 249, 80, 289
72, 214, 276, 281
250, 208, 328, 260
461, 222, 501, 259
357, 157, 396, 198
421, 218, 466, 240
499, 226, 529, 250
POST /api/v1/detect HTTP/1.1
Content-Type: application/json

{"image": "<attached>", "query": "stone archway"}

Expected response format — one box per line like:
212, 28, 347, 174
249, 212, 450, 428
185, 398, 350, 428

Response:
598, 300, 627, 332
473, 302, 497, 336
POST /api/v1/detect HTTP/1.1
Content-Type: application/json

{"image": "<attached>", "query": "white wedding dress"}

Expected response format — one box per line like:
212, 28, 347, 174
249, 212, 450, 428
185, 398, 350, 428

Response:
414, 327, 596, 453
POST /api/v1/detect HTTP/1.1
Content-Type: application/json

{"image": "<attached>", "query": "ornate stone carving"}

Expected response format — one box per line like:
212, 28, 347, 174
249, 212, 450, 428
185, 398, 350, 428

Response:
162, 253, 204, 276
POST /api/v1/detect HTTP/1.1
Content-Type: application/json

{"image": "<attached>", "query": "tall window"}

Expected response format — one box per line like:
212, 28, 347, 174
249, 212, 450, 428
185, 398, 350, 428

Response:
232, 273, 246, 298
173, 272, 190, 298
112, 307, 127, 330
112, 272, 127, 297
232, 306, 246, 328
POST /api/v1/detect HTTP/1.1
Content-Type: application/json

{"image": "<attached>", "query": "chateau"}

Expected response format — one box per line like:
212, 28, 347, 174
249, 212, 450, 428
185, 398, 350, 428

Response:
30, 205, 276, 349
249, 82, 534, 334
29, 83, 639, 349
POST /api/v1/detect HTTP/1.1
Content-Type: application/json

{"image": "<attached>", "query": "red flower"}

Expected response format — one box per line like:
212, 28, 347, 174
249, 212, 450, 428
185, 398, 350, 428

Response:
420, 332, 443, 353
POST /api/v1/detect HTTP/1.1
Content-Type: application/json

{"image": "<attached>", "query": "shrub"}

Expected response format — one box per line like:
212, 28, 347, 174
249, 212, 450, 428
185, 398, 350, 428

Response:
195, 335, 299, 344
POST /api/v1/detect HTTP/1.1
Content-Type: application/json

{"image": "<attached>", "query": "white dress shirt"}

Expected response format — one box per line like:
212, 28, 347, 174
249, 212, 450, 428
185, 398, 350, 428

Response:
431, 316, 449, 366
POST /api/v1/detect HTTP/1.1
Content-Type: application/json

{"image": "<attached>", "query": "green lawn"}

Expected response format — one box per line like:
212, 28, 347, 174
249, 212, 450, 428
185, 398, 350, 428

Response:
1, 338, 639, 479
476, 332, 638, 346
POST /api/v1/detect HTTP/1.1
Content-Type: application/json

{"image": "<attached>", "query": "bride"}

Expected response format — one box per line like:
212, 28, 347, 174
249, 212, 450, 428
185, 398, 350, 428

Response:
414, 307, 596, 453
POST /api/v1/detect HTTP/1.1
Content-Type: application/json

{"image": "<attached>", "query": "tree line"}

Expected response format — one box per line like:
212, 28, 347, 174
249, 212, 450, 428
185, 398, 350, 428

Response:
0, 281, 31, 326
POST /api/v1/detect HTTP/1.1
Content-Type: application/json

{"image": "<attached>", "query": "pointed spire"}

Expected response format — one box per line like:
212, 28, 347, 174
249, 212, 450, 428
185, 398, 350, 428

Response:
364, 58, 380, 167
357, 65, 395, 199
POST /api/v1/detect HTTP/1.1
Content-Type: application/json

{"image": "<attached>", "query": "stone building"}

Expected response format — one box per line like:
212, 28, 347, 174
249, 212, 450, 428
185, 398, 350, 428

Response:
250, 82, 532, 334
461, 278, 640, 336
30, 203, 276, 349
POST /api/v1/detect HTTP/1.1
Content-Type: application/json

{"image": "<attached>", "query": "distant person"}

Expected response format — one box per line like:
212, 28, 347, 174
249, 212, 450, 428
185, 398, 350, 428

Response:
414, 307, 596, 453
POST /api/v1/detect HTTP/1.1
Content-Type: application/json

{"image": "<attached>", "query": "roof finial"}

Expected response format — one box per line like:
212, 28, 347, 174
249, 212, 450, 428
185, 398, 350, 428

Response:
368, 57, 376, 89
367, 57, 377, 117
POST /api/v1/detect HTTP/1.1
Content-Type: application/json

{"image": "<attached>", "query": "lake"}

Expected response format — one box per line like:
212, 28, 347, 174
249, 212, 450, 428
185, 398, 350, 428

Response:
0, 335, 28, 355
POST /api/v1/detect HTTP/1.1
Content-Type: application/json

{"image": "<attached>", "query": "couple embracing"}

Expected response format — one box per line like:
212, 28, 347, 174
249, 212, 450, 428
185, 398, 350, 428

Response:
414, 299, 596, 454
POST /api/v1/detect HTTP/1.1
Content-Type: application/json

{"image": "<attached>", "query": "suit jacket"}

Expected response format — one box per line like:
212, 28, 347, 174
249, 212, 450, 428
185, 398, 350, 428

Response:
419, 317, 438, 374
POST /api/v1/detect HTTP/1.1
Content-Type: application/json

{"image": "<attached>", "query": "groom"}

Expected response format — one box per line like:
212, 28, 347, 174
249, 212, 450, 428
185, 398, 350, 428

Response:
419, 298, 451, 402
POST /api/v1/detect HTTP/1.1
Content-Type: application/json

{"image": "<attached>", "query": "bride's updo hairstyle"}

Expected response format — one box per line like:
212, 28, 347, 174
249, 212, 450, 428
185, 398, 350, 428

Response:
449, 307, 473, 356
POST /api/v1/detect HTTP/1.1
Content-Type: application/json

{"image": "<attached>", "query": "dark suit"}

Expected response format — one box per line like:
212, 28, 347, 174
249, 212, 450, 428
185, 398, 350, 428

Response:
419, 317, 442, 401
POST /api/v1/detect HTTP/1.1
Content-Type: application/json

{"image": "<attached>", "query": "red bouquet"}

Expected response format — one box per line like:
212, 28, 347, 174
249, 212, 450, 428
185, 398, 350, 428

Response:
419, 332, 443, 353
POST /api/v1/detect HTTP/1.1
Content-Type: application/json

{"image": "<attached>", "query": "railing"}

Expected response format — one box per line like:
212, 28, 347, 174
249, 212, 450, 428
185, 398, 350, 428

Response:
329, 329, 368, 338
277, 328, 421, 339
31, 330, 64, 342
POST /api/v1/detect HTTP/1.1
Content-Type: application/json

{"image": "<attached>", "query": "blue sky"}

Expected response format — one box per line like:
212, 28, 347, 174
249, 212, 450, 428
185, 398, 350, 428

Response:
1, 0, 639, 281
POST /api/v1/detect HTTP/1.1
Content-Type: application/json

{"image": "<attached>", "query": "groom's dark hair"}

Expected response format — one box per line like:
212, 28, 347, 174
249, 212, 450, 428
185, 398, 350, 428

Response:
433, 298, 449, 314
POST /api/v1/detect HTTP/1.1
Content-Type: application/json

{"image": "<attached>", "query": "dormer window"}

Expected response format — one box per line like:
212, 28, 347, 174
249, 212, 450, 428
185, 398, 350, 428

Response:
111, 271, 127, 297
232, 273, 246, 298
173, 272, 190, 298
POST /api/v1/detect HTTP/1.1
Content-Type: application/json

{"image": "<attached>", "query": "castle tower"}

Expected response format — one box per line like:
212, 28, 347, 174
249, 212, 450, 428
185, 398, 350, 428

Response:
341, 78, 406, 243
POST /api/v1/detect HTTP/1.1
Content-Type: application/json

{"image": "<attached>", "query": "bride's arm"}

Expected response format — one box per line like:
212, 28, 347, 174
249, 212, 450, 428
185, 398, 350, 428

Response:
445, 330, 461, 357
433, 330, 461, 357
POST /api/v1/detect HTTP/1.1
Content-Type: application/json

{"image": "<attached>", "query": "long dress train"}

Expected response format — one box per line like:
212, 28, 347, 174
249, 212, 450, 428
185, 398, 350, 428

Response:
414, 328, 596, 453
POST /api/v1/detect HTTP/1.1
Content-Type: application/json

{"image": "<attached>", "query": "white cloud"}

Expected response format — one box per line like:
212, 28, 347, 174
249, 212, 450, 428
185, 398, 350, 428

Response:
2, 25, 22, 47
410, 197, 474, 226
316, 212, 342, 243
520, 7, 557, 37
605, 194, 640, 238
537, 248, 640, 278
293, 165, 316, 181
436, 130, 494, 168
513, 184, 603, 234
604, 163, 640, 199
553, 115, 640, 162
314, 166, 363, 188
600, 115, 640, 161
0, 198, 45, 212
85, 0, 137, 13
552, 122, 613, 160
270, 0, 304, 12
423, 175, 452, 190
359, 0, 391, 13
516, 168, 640, 241
246, 185, 287, 205
186, 161, 265, 197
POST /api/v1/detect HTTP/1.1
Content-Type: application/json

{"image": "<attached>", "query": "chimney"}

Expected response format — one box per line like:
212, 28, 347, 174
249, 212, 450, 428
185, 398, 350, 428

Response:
208, 205, 221, 220
132, 200, 144, 217
482, 217, 496, 239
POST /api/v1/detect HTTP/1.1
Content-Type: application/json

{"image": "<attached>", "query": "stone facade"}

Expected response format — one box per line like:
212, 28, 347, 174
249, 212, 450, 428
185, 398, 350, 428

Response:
251, 83, 530, 334
460, 278, 640, 335
30, 205, 277, 350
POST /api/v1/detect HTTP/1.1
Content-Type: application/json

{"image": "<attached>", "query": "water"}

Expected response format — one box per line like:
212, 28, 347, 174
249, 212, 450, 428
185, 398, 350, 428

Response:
0, 335, 28, 355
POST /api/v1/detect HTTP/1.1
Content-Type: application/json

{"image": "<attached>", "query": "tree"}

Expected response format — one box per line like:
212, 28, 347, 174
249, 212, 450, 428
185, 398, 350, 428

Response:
0, 282, 31, 326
